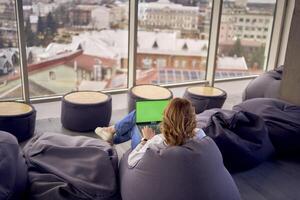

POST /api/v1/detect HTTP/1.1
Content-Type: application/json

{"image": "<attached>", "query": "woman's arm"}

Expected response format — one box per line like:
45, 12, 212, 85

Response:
128, 134, 164, 167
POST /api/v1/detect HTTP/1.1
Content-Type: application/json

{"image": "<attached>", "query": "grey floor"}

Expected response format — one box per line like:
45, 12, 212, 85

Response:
30, 80, 300, 200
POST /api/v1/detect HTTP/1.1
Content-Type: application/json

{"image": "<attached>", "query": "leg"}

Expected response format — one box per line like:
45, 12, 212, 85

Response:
130, 125, 142, 149
113, 111, 138, 144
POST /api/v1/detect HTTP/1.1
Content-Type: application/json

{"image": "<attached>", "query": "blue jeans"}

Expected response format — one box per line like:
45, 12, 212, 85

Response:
113, 111, 142, 149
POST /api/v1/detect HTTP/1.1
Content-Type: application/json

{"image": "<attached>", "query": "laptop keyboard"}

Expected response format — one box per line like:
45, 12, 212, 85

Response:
137, 124, 161, 135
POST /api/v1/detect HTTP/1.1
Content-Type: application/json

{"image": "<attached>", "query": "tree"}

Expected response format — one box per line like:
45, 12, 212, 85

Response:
250, 45, 265, 69
0, 37, 4, 48
54, 4, 70, 26
229, 38, 244, 57
37, 16, 45, 34
25, 19, 38, 46
46, 12, 57, 35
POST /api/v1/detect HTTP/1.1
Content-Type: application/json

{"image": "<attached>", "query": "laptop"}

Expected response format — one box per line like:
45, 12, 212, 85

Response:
135, 100, 170, 136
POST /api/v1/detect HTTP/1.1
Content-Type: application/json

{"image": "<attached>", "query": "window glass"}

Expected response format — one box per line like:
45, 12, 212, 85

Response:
23, 0, 129, 97
136, 0, 212, 85
216, 0, 276, 79
0, 0, 23, 100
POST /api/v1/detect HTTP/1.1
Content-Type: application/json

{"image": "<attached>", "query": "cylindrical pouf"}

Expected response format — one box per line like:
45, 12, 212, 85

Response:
128, 84, 173, 112
242, 66, 283, 101
61, 91, 112, 132
183, 86, 227, 114
0, 102, 36, 142
120, 137, 241, 200
0, 131, 28, 200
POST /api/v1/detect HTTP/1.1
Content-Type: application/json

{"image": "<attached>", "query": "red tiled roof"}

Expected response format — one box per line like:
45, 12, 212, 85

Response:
66, 54, 117, 72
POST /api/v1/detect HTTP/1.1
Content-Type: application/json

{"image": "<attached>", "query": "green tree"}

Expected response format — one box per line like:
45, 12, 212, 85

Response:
229, 38, 244, 57
250, 45, 265, 69
0, 37, 4, 48
37, 16, 45, 34
25, 19, 38, 46
54, 4, 70, 26
46, 12, 57, 35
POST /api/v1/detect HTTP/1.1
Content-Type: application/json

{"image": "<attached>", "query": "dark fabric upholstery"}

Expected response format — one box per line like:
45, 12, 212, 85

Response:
120, 137, 241, 200
23, 133, 120, 200
183, 87, 227, 114
127, 84, 173, 112
234, 98, 300, 156
0, 104, 36, 142
0, 131, 28, 200
61, 92, 112, 132
196, 109, 275, 172
242, 66, 283, 101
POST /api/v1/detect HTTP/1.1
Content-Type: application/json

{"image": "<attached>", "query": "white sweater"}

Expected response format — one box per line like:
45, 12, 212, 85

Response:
128, 128, 206, 167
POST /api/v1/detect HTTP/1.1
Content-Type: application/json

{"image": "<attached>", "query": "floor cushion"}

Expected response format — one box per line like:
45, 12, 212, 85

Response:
196, 109, 275, 172
23, 133, 120, 200
234, 98, 300, 156
183, 86, 227, 114
119, 137, 241, 200
61, 91, 112, 132
0, 102, 36, 142
0, 131, 28, 200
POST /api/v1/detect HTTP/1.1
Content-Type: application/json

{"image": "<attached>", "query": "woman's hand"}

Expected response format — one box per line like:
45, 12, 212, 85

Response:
141, 126, 155, 140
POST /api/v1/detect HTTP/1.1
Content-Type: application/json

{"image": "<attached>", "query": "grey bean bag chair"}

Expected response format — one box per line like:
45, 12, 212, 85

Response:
0, 131, 28, 200
242, 66, 283, 101
23, 133, 120, 200
234, 98, 300, 156
119, 137, 241, 200
196, 109, 274, 172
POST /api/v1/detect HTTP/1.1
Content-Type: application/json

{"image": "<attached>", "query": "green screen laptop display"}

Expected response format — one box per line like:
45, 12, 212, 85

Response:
136, 100, 170, 123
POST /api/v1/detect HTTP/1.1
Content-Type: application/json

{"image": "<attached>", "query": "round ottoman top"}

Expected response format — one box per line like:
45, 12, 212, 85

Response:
131, 85, 172, 99
64, 91, 109, 104
0, 102, 33, 116
187, 86, 224, 97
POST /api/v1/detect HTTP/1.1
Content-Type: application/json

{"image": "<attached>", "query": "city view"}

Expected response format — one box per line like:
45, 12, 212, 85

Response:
0, 0, 276, 99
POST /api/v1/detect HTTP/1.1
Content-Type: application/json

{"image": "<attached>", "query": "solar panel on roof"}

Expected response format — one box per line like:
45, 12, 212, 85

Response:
183, 71, 190, 80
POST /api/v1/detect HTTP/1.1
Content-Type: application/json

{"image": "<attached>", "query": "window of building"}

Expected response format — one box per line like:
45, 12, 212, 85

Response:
157, 58, 167, 68
142, 58, 153, 69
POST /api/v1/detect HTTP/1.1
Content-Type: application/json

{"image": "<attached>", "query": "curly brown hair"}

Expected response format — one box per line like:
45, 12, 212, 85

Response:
160, 98, 196, 146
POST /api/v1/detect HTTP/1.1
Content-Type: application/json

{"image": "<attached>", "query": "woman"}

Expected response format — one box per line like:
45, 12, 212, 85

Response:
95, 98, 206, 167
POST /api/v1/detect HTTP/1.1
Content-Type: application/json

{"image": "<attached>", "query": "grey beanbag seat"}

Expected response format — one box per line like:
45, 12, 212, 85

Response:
196, 109, 274, 172
234, 98, 300, 156
0, 131, 28, 200
242, 66, 283, 101
119, 137, 241, 200
23, 133, 120, 200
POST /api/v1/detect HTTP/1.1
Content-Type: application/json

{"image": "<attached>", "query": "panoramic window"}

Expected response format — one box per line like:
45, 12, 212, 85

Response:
216, 0, 276, 80
136, 0, 212, 85
23, 0, 129, 98
0, 0, 23, 100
